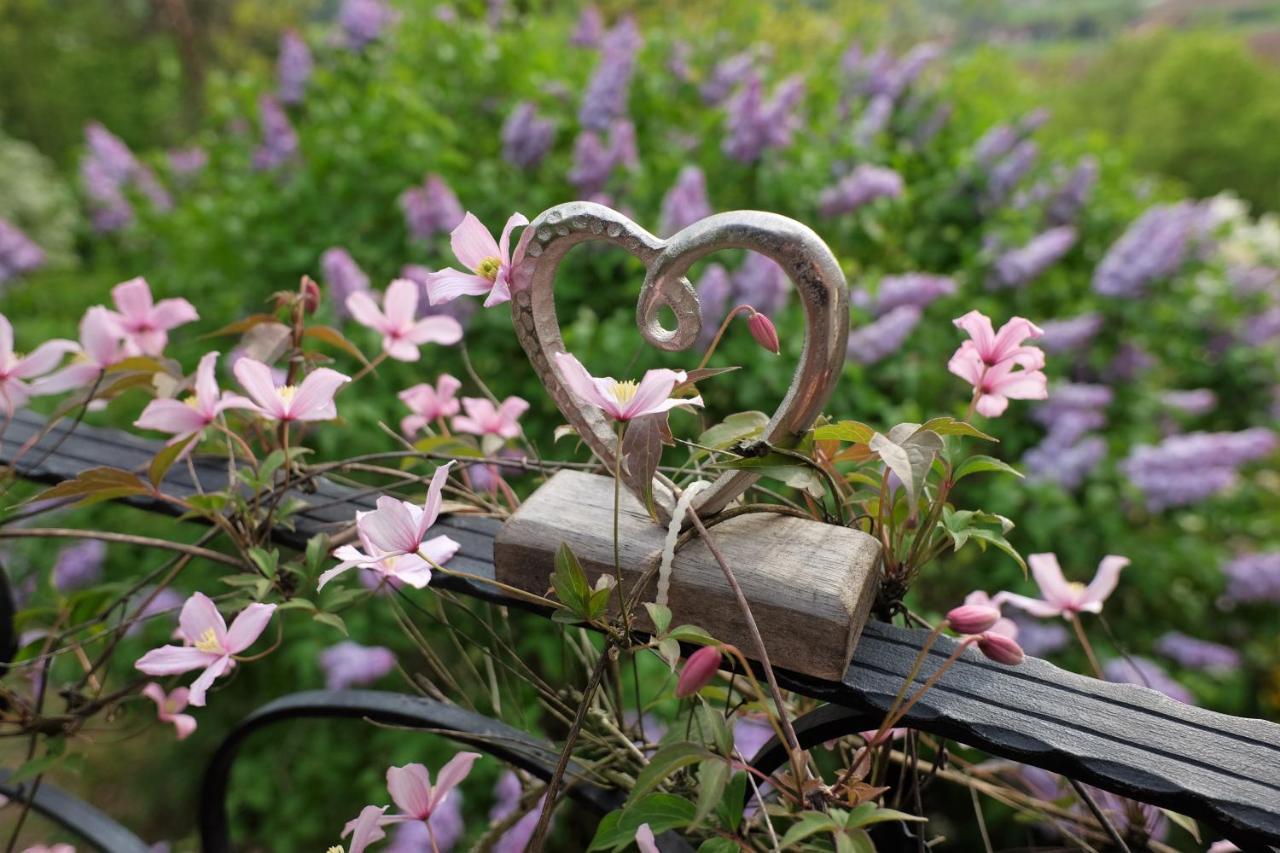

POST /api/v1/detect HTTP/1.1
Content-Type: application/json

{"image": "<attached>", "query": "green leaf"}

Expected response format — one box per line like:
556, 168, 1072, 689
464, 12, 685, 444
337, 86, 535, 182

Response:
697, 840, 739, 853
275, 598, 316, 612
304, 323, 370, 365
248, 547, 279, 577
7, 750, 67, 784
409, 434, 483, 459
1161, 809, 1201, 843
844, 804, 927, 828
716, 772, 748, 832
313, 611, 348, 635
656, 637, 680, 670
30, 467, 150, 508
814, 420, 875, 444
837, 828, 876, 853
148, 435, 196, 488
953, 455, 1024, 482
692, 759, 730, 828
552, 542, 591, 618
692, 705, 734, 756
666, 624, 716, 644
941, 508, 1027, 572
918, 416, 997, 442
644, 602, 673, 635
587, 585, 613, 621
589, 794, 697, 850
698, 411, 769, 450
780, 812, 839, 847
305, 533, 330, 575
626, 742, 714, 806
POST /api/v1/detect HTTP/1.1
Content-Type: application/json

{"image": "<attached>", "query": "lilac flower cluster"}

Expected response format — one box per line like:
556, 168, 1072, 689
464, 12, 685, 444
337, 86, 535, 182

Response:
252, 95, 300, 171
1160, 388, 1217, 416
80, 122, 172, 232
1043, 156, 1099, 227
972, 109, 1048, 167
166, 147, 208, 181
0, 219, 45, 285
695, 263, 731, 345
52, 540, 106, 592
867, 273, 956, 316
321, 247, 370, 320
667, 41, 692, 83
501, 102, 556, 170
694, 256, 790, 346
842, 42, 942, 146
337, 0, 396, 51
912, 101, 952, 149
1154, 632, 1241, 672
569, 120, 635, 199
700, 52, 757, 105
1105, 342, 1156, 383
1093, 202, 1203, 297
722, 73, 805, 164
1229, 264, 1279, 295
1038, 312, 1102, 355
983, 140, 1038, 210
399, 174, 464, 241
489, 771, 548, 851
988, 226, 1077, 289
277, 30, 313, 105
570, 5, 603, 48
659, 166, 711, 236
818, 164, 904, 218
1009, 617, 1069, 657
846, 305, 922, 365
579, 17, 642, 131
1222, 551, 1280, 605
1121, 428, 1277, 510
1024, 383, 1112, 490
1083, 786, 1169, 844
318, 641, 396, 689
383, 795, 463, 851
1103, 656, 1195, 705
1242, 306, 1280, 346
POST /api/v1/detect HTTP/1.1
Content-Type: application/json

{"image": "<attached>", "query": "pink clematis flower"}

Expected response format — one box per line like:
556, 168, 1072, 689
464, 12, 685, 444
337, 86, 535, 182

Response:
0, 314, 77, 417
344, 804, 389, 853
424, 212, 528, 307
34, 306, 130, 395
553, 351, 704, 422
635, 824, 660, 853
233, 358, 350, 422
105, 277, 199, 357
399, 374, 462, 437
342, 753, 481, 848
134, 592, 276, 706
996, 553, 1129, 620
319, 463, 460, 590
346, 278, 463, 362
134, 351, 253, 445
141, 682, 197, 740
452, 396, 529, 439
951, 310, 1046, 370
948, 310, 1048, 418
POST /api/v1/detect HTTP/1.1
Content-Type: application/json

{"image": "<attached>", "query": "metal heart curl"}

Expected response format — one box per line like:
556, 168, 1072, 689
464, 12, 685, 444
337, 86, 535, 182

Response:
508, 201, 848, 522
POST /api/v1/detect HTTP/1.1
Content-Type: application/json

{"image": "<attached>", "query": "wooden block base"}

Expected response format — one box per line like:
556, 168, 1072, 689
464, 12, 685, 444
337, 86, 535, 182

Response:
494, 470, 882, 680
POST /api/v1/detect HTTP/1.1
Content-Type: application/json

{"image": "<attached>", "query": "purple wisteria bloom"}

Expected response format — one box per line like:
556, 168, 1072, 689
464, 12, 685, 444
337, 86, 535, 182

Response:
1103, 656, 1195, 705
1038, 313, 1102, 354
321, 247, 370, 320
1155, 632, 1241, 672
277, 30, 313, 105
1105, 342, 1156, 382
337, 0, 396, 50
1024, 435, 1107, 491
1093, 202, 1202, 298
1222, 551, 1280, 604
818, 164, 904, 218
1024, 383, 1112, 489
569, 121, 634, 198
166, 147, 208, 180
570, 5, 603, 47
1160, 388, 1216, 416
52, 540, 106, 592
659, 166, 711, 236
871, 273, 956, 316
0, 219, 45, 285
1044, 156, 1098, 227
722, 73, 805, 163
501, 102, 556, 170
733, 253, 789, 316
400, 174, 464, 241
252, 95, 300, 171
852, 95, 894, 147
1121, 428, 1277, 510
701, 52, 756, 105
318, 641, 396, 689
80, 122, 171, 231
989, 226, 1077, 289
983, 140, 1038, 210
846, 305, 922, 365
579, 17, 642, 131
696, 263, 732, 347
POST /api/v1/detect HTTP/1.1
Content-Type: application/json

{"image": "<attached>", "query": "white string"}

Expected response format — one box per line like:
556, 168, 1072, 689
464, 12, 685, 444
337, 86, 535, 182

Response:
656, 480, 711, 608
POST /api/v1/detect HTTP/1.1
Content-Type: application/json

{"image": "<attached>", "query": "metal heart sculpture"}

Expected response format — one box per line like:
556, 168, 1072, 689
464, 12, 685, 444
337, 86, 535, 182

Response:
507, 201, 849, 522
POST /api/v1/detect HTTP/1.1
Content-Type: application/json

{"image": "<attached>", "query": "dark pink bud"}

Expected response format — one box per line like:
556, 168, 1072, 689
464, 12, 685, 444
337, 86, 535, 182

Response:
745, 309, 780, 355
977, 632, 1025, 665
946, 604, 1001, 635
300, 275, 322, 314
675, 645, 722, 698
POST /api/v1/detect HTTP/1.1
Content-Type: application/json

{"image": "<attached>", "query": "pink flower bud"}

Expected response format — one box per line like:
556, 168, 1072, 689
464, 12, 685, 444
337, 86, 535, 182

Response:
300, 275, 322, 314
675, 645, 722, 698
977, 632, 1025, 665
745, 310, 780, 355
946, 604, 1001, 635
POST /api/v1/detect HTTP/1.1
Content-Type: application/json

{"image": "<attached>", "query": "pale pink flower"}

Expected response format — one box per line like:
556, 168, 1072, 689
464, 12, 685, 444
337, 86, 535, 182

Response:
319, 463, 460, 590
233, 358, 350, 422
553, 351, 703, 422
346, 278, 463, 362
424, 212, 528, 308
977, 631, 1025, 665
34, 306, 129, 394
0, 313, 77, 416
951, 310, 1046, 369
134, 592, 276, 706
134, 352, 253, 445
997, 553, 1129, 620
342, 753, 481, 845
452, 396, 529, 439
635, 824, 660, 853
105, 277, 199, 357
399, 375, 462, 437
141, 682, 197, 740
948, 312, 1048, 418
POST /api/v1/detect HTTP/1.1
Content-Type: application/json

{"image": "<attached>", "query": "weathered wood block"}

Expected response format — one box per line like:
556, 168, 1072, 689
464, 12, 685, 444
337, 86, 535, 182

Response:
494, 470, 881, 680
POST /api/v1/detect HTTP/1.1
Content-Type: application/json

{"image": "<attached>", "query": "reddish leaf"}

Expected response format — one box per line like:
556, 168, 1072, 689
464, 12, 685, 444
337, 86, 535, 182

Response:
620, 413, 666, 521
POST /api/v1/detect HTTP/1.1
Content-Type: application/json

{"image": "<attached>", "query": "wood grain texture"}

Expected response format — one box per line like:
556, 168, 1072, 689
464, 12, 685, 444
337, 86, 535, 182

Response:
494, 470, 882, 680
5, 409, 1280, 845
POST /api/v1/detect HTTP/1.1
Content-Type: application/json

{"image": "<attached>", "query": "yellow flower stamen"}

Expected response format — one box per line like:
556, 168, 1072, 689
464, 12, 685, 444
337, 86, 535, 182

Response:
194, 627, 222, 654
183, 395, 200, 408
277, 385, 298, 403
608, 380, 639, 405
1067, 581, 1087, 595
475, 257, 501, 280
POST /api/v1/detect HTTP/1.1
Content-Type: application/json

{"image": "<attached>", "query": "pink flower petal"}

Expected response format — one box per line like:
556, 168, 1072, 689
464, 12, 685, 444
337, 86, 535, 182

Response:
431, 751, 481, 810
946, 345, 986, 387
553, 351, 616, 418
151, 297, 199, 330
384, 278, 419, 327
187, 655, 234, 706
112, 277, 154, 319
346, 291, 388, 333
623, 369, 685, 419
171, 712, 198, 740
0, 314, 11, 357
13, 339, 78, 379
180, 592, 228, 648
233, 358, 284, 417
417, 462, 453, 540
343, 804, 389, 853
81, 306, 124, 366
953, 310, 995, 357
135, 645, 221, 676
635, 823, 660, 853
450, 212, 501, 271
1082, 555, 1129, 608
224, 602, 276, 654
1028, 553, 1074, 609
405, 316, 463, 347
498, 212, 529, 264
288, 367, 350, 421
425, 269, 494, 304
134, 398, 209, 437
974, 393, 1009, 417
992, 592, 1062, 619
386, 763, 434, 818
362, 496, 420, 554
419, 534, 460, 568
193, 351, 221, 411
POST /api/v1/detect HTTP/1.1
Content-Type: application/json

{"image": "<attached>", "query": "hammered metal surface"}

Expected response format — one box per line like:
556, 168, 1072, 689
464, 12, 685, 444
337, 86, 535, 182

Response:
507, 201, 849, 520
